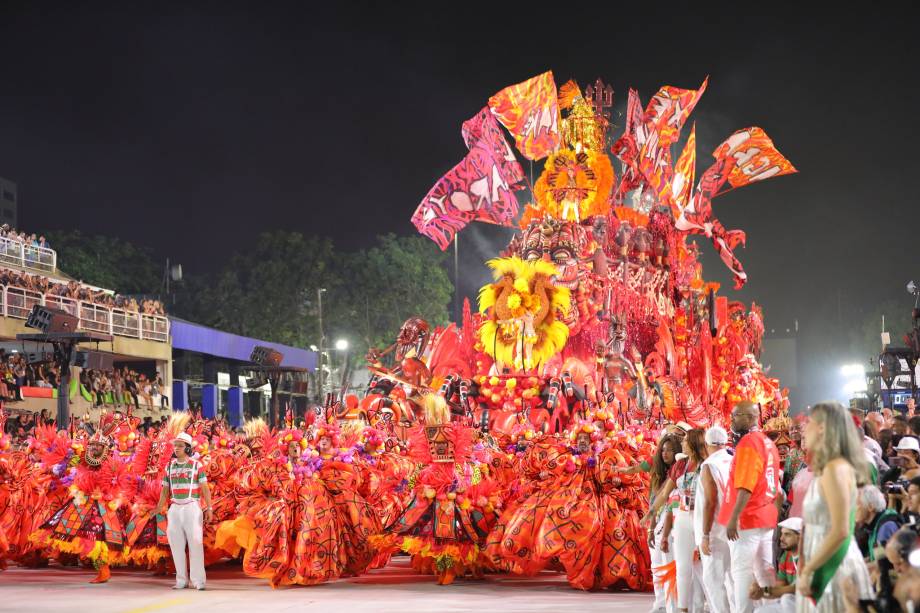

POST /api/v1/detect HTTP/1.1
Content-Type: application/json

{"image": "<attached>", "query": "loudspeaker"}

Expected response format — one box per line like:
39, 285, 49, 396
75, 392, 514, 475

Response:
250, 345, 283, 367
73, 351, 115, 370
25, 305, 79, 333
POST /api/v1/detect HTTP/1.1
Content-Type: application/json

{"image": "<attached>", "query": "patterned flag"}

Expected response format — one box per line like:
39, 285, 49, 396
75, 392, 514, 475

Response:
637, 79, 708, 206
462, 107, 526, 188
488, 71, 560, 160
677, 126, 795, 289
611, 88, 645, 199
713, 127, 797, 193
644, 78, 708, 152
670, 123, 697, 215
412, 107, 525, 250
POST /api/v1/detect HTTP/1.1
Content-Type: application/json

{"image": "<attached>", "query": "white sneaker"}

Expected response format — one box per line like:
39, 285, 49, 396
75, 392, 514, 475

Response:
194, 585, 205, 591
172, 583, 187, 590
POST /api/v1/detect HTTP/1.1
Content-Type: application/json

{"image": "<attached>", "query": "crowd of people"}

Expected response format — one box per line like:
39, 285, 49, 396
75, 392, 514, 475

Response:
4, 396, 920, 611
80, 367, 166, 412
639, 397, 920, 613
0, 224, 51, 252
0, 350, 62, 401
0, 268, 165, 315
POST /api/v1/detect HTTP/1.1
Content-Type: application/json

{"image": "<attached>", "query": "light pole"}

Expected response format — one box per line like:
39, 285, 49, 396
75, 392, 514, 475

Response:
335, 339, 349, 397
317, 288, 326, 399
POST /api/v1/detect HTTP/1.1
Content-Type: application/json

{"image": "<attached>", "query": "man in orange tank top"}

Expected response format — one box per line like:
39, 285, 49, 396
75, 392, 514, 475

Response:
718, 401, 783, 613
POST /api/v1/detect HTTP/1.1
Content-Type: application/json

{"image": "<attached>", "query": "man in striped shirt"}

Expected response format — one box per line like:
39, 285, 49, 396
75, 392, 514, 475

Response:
156, 432, 213, 590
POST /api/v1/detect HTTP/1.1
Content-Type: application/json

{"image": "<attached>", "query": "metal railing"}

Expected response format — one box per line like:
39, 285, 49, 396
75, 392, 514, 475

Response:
1, 285, 169, 342
0, 235, 57, 273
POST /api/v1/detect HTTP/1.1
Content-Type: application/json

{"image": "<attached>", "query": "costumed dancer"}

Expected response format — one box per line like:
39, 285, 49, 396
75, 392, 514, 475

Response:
640, 426, 711, 610
217, 426, 341, 587
155, 431, 213, 590
594, 424, 654, 591
486, 421, 606, 590
310, 419, 382, 578
30, 416, 132, 583
0, 415, 52, 569
371, 394, 499, 585
638, 433, 683, 609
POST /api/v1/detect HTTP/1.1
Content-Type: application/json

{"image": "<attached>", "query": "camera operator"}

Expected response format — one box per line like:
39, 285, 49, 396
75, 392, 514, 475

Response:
882, 437, 920, 487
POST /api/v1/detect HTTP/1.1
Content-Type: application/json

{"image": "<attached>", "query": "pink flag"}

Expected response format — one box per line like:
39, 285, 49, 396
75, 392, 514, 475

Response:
412, 107, 525, 250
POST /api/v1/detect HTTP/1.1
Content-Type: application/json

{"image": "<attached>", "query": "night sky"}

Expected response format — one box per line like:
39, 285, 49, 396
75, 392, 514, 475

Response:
1, 5, 917, 372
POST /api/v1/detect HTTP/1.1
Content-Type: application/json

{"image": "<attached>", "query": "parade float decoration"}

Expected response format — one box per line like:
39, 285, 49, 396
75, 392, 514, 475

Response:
385, 70, 795, 436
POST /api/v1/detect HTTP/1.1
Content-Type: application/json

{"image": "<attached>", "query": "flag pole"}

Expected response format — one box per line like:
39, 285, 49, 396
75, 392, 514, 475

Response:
453, 234, 460, 323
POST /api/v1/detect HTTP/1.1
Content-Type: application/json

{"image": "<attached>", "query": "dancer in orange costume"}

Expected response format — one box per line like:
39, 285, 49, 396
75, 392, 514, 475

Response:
594, 429, 654, 590
371, 395, 499, 585
30, 415, 133, 583
0, 416, 51, 569
218, 422, 380, 587
486, 423, 604, 589
311, 421, 382, 578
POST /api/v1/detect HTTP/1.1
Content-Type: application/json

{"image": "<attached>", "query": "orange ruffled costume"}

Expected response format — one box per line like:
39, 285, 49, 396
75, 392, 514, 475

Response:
486, 432, 652, 590
370, 417, 500, 585
217, 429, 381, 587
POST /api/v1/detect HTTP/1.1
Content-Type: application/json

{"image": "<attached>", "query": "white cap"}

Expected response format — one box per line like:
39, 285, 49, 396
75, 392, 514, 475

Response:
705, 426, 729, 445
896, 437, 920, 453
173, 432, 193, 446
778, 517, 803, 533
674, 421, 693, 433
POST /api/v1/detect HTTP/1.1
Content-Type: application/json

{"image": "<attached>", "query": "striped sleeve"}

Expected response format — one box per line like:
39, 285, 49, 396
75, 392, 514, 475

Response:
732, 440, 764, 492
196, 465, 207, 483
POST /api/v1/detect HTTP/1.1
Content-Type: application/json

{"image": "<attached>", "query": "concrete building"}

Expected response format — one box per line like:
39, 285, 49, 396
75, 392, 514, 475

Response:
0, 176, 16, 227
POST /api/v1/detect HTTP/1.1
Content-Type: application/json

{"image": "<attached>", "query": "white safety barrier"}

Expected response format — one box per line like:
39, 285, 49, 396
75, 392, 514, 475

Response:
1, 285, 169, 342
0, 235, 57, 273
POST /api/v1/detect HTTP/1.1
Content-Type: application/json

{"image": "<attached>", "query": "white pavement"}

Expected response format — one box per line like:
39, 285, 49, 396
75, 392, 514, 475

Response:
0, 558, 654, 613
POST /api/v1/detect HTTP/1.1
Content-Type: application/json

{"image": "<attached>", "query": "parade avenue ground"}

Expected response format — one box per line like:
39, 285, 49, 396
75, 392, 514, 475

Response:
0, 557, 653, 612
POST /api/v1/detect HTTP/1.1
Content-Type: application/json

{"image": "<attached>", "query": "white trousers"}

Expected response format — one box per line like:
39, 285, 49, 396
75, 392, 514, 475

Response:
167, 503, 205, 588
728, 527, 776, 613
672, 511, 705, 611
700, 528, 734, 613
754, 594, 795, 613
650, 512, 676, 612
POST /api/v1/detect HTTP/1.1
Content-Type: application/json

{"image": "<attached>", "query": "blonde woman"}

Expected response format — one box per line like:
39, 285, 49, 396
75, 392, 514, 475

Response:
796, 401, 874, 612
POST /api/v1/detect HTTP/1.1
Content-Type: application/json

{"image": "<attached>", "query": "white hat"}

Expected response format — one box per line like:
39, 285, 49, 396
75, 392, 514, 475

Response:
173, 432, 193, 446
674, 421, 693, 432
705, 426, 729, 445
778, 517, 803, 533
896, 437, 920, 453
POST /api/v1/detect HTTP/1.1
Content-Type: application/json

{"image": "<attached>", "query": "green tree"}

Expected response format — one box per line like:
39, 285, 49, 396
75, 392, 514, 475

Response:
173, 231, 335, 348
44, 230, 160, 294
325, 233, 453, 366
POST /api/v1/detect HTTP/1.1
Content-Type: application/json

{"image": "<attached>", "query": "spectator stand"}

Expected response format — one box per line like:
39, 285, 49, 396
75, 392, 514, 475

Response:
0, 232, 56, 274
169, 317, 315, 429
0, 270, 169, 343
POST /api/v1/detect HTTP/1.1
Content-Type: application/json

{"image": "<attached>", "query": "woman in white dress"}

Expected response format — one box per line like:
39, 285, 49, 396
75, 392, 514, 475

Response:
796, 401, 874, 612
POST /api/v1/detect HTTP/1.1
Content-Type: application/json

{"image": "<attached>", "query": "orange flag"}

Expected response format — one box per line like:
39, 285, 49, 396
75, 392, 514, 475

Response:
714, 127, 797, 193
489, 71, 560, 160
670, 123, 696, 216
644, 77, 708, 152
